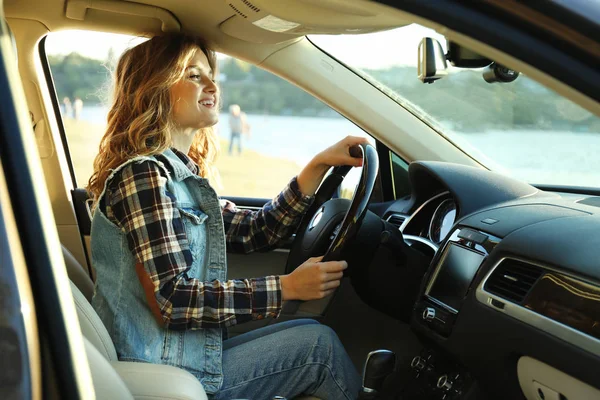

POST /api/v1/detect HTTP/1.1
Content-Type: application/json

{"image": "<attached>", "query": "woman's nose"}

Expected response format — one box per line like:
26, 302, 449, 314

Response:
204, 78, 217, 93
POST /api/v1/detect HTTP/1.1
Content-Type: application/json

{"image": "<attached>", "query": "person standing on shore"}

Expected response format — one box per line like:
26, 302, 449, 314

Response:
228, 103, 249, 155
74, 97, 83, 120
62, 97, 72, 118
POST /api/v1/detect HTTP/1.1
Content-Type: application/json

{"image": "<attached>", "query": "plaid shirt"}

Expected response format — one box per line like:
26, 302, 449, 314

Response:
103, 148, 313, 330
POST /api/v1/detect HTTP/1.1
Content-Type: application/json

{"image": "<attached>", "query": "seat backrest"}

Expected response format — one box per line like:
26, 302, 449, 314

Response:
73, 282, 211, 400
63, 244, 116, 361
63, 245, 94, 301
71, 281, 118, 361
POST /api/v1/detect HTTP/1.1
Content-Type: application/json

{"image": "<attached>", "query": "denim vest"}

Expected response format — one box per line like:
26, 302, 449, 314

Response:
90, 149, 227, 393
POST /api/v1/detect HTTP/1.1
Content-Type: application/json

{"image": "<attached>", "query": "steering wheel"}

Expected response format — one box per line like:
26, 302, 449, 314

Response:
285, 143, 379, 275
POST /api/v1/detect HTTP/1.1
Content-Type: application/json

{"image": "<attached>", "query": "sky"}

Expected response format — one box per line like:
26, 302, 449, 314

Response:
45, 24, 446, 70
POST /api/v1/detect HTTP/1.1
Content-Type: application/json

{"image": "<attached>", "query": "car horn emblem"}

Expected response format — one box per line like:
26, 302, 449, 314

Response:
309, 207, 325, 231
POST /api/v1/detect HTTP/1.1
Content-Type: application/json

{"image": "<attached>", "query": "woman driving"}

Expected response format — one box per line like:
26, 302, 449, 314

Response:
87, 33, 366, 399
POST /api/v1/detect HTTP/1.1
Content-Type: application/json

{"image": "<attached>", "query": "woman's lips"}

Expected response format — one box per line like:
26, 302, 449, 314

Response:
199, 100, 215, 108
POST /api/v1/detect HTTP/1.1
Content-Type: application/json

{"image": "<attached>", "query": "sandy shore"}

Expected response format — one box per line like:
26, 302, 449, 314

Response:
63, 118, 303, 198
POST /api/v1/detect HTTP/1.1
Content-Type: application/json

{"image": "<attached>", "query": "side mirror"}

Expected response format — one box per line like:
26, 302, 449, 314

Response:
418, 38, 448, 84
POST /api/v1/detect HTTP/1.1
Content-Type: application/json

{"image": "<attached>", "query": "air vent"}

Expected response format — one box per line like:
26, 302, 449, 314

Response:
228, 3, 248, 18
386, 214, 406, 228
484, 259, 544, 304
241, 0, 260, 12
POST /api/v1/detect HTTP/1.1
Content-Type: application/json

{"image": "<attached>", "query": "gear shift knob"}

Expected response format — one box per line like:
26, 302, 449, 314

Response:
361, 349, 396, 395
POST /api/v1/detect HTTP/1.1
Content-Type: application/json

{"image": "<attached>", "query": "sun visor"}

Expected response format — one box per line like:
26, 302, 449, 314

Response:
66, 0, 180, 33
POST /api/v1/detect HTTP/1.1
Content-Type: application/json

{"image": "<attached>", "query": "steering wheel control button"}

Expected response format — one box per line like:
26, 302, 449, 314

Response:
329, 222, 342, 240
481, 218, 499, 225
423, 307, 436, 322
308, 207, 325, 231
458, 228, 488, 244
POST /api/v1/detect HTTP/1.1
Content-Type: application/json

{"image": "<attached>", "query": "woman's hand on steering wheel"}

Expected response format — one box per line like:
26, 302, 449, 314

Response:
296, 135, 370, 196
281, 139, 378, 314
280, 256, 348, 301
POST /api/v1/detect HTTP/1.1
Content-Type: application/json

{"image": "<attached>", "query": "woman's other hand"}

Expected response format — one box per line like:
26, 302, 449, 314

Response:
297, 135, 370, 196
280, 256, 347, 301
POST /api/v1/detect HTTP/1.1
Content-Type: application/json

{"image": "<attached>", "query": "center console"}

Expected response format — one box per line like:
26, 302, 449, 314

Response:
398, 227, 501, 399
414, 227, 499, 338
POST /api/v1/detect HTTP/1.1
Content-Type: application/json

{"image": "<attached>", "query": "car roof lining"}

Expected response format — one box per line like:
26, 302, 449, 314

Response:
4, 0, 410, 61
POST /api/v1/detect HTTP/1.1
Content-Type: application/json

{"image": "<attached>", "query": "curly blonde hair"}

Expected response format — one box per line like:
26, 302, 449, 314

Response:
87, 34, 220, 207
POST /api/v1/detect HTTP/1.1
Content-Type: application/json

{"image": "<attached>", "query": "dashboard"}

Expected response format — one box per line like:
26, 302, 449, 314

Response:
370, 161, 600, 400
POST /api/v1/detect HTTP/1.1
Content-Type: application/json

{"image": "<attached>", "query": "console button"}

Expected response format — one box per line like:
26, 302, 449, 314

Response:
422, 307, 436, 322
410, 356, 426, 371
437, 374, 453, 391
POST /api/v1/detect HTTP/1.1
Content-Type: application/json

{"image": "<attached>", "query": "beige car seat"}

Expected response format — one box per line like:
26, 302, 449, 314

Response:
64, 246, 209, 399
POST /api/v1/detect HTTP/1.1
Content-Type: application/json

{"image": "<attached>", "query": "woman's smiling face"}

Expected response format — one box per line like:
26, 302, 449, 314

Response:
170, 47, 218, 130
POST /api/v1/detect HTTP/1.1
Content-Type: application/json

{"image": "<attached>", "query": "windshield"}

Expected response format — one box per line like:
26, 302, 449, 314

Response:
310, 25, 600, 188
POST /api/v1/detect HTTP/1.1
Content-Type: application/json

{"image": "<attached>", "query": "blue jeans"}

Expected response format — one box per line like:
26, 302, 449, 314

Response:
211, 319, 360, 400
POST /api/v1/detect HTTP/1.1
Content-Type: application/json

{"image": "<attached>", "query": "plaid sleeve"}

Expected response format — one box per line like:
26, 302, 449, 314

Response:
222, 176, 314, 254
107, 160, 282, 330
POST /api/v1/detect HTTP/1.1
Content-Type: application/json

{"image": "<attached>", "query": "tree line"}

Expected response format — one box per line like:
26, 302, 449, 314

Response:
48, 52, 598, 132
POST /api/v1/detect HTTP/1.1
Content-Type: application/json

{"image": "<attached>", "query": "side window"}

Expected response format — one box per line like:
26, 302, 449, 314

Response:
390, 153, 410, 199
44, 31, 373, 199
45, 31, 146, 188
216, 56, 373, 198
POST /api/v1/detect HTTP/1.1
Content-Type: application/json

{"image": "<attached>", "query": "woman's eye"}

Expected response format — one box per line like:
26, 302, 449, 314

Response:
189, 74, 201, 80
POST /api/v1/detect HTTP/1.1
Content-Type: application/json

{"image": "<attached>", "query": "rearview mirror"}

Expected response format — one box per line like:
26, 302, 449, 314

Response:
447, 41, 492, 68
418, 38, 448, 84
